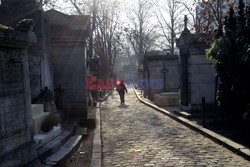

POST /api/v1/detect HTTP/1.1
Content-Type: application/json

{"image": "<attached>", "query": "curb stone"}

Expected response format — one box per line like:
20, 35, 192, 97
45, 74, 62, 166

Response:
132, 86, 250, 161
91, 102, 102, 167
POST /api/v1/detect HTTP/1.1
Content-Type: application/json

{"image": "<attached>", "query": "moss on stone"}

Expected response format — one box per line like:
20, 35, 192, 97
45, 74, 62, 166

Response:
0, 24, 14, 31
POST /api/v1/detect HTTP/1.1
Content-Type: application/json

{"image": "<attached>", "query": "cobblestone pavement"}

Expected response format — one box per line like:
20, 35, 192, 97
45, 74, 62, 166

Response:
101, 90, 250, 167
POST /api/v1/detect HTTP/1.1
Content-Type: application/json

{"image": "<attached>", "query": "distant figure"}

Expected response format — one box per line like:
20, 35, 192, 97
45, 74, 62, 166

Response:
116, 80, 128, 105
54, 85, 64, 109
42, 87, 55, 112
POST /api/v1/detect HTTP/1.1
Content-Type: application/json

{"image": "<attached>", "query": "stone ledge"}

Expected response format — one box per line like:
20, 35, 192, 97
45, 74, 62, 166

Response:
91, 103, 101, 167
37, 123, 76, 161
154, 92, 180, 106
133, 86, 250, 161
174, 110, 192, 119
44, 135, 83, 166
35, 126, 62, 148
0, 28, 36, 48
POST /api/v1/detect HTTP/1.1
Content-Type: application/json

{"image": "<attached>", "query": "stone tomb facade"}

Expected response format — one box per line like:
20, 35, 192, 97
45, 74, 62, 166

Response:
176, 28, 216, 112
45, 9, 91, 117
0, 1, 91, 118
0, 26, 39, 166
143, 51, 180, 101
0, 0, 54, 99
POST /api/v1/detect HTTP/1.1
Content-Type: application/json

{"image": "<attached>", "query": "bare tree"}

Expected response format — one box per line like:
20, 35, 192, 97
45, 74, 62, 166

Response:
50, 0, 123, 78
154, 0, 186, 55
125, 0, 159, 67
40, 0, 61, 10
94, 0, 123, 77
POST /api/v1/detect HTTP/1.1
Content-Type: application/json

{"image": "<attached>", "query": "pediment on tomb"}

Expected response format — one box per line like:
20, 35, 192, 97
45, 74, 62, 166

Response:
45, 9, 91, 31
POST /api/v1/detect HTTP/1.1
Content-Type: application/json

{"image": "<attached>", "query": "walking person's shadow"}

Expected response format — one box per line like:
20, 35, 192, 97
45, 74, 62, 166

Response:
118, 104, 130, 109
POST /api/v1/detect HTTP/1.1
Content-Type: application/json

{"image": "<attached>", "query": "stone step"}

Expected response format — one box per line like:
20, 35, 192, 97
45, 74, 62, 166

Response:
42, 135, 83, 166
174, 109, 222, 119
174, 110, 192, 119
189, 112, 222, 119
37, 123, 76, 161
32, 104, 50, 135
35, 126, 62, 148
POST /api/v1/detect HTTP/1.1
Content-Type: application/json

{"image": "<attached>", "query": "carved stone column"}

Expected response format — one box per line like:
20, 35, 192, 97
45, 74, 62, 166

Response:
0, 24, 40, 166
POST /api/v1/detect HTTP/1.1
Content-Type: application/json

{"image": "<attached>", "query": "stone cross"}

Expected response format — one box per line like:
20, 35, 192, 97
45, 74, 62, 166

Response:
184, 15, 188, 30
161, 62, 168, 91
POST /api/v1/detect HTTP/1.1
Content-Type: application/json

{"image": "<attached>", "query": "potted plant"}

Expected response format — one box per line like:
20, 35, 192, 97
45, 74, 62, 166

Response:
41, 113, 61, 133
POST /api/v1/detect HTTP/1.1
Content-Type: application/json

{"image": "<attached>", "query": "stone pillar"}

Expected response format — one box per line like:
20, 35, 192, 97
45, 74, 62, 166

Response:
0, 26, 39, 166
176, 31, 190, 108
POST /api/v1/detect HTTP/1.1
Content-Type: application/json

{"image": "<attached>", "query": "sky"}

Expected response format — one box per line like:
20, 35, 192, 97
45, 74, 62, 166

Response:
43, 0, 195, 53
46, 0, 192, 16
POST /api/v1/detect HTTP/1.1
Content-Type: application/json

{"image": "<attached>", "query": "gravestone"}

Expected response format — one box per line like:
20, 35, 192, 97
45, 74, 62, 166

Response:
176, 16, 216, 112
0, 24, 39, 166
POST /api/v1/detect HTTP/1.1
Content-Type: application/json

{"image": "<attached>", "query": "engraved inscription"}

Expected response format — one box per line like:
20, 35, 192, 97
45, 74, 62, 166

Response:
0, 50, 26, 138
3, 95, 26, 136
1, 54, 24, 96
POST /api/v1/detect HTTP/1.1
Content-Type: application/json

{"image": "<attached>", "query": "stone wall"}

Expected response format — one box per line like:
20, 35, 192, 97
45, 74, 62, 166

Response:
188, 49, 216, 106
50, 43, 88, 117
0, 27, 38, 166
148, 60, 179, 90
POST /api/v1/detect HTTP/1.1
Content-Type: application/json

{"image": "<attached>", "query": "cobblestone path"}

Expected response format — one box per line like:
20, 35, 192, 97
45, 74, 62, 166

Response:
101, 90, 250, 167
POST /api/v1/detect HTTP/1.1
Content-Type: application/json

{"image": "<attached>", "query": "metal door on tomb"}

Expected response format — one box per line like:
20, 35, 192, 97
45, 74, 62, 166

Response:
180, 54, 189, 106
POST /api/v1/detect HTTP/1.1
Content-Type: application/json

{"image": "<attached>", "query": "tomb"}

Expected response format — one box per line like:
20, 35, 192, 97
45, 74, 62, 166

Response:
176, 16, 216, 112
0, 22, 39, 166
143, 50, 180, 102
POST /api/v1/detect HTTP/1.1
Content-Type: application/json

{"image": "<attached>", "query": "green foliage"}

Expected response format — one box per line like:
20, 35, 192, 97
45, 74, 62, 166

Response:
206, 37, 231, 64
238, 0, 246, 26
206, 1, 250, 121
224, 7, 237, 37
41, 114, 60, 132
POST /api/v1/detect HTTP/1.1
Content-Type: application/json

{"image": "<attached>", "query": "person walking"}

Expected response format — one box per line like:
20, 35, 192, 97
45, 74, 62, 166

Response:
116, 80, 128, 105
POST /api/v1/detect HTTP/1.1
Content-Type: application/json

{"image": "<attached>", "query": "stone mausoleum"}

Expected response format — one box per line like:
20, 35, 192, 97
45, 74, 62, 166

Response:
0, 22, 39, 166
176, 19, 216, 112
45, 9, 90, 117
143, 50, 180, 106
0, 0, 90, 117
0, 0, 91, 166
